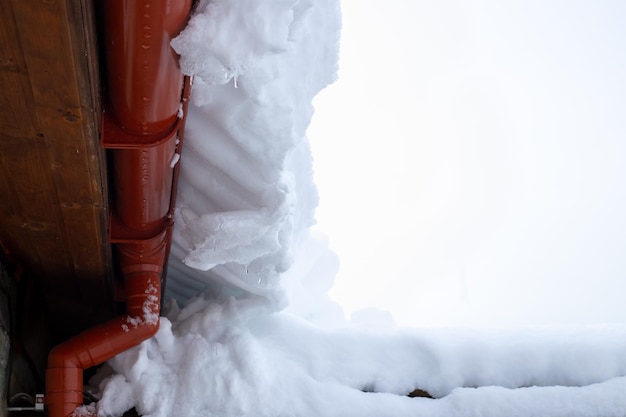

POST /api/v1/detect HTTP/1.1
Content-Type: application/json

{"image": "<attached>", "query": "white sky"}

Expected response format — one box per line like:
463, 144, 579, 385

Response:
308, 0, 626, 328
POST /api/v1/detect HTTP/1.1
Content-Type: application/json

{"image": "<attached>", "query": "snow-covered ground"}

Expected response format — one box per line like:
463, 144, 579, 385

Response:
88, 1, 626, 416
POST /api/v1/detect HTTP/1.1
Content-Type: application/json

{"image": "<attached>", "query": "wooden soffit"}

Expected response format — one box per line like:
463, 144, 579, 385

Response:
0, 0, 113, 341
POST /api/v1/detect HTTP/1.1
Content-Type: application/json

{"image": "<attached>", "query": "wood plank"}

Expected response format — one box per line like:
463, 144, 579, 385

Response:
0, 0, 38, 139
0, 0, 114, 340
10, 0, 111, 283
0, 1, 43, 268
0, 133, 73, 280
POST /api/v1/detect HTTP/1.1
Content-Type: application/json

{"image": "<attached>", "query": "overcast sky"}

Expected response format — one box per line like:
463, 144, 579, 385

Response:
308, 0, 626, 328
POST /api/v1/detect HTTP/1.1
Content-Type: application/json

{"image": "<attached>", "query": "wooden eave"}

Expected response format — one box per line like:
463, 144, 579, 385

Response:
0, 0, 114, 342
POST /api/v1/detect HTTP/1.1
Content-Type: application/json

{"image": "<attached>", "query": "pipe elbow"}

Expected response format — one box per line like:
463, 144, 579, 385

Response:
48, 342, 81, 369
120, 300, 161, 342
45, 312, 161, 417
136, 314, 160, 339
124, 315, 160, 347
47, 268, 162, 372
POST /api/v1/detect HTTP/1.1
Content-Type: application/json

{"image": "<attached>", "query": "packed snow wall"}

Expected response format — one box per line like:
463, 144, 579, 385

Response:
164, 0, 342, 311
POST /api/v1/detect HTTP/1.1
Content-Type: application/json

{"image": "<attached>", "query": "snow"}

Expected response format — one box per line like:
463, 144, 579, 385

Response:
72, 403, 97, 417
89, 1, 626, 416
93, 296, 626, 417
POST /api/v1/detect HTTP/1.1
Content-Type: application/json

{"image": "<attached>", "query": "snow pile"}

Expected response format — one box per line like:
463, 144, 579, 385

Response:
93, 297, 626, 417
91, 1, 626, 416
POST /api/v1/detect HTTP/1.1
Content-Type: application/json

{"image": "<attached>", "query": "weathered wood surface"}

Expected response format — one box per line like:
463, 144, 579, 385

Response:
0, 0, 113, 342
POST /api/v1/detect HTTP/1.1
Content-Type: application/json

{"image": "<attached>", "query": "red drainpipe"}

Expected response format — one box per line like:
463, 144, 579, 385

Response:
45, 2, 192, 416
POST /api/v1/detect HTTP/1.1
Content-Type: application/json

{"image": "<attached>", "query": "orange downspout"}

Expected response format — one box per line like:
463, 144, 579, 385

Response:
45, 2, 192, 417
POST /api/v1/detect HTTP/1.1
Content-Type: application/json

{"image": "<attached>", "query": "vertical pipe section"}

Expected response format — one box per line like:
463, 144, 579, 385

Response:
45, 1, 192, 416
112, 137, 177, 235
104, 0, 189, 136
104, 0, 191, 234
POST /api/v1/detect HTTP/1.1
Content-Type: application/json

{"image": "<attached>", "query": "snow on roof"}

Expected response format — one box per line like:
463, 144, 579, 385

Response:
164, 0, 339, 308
